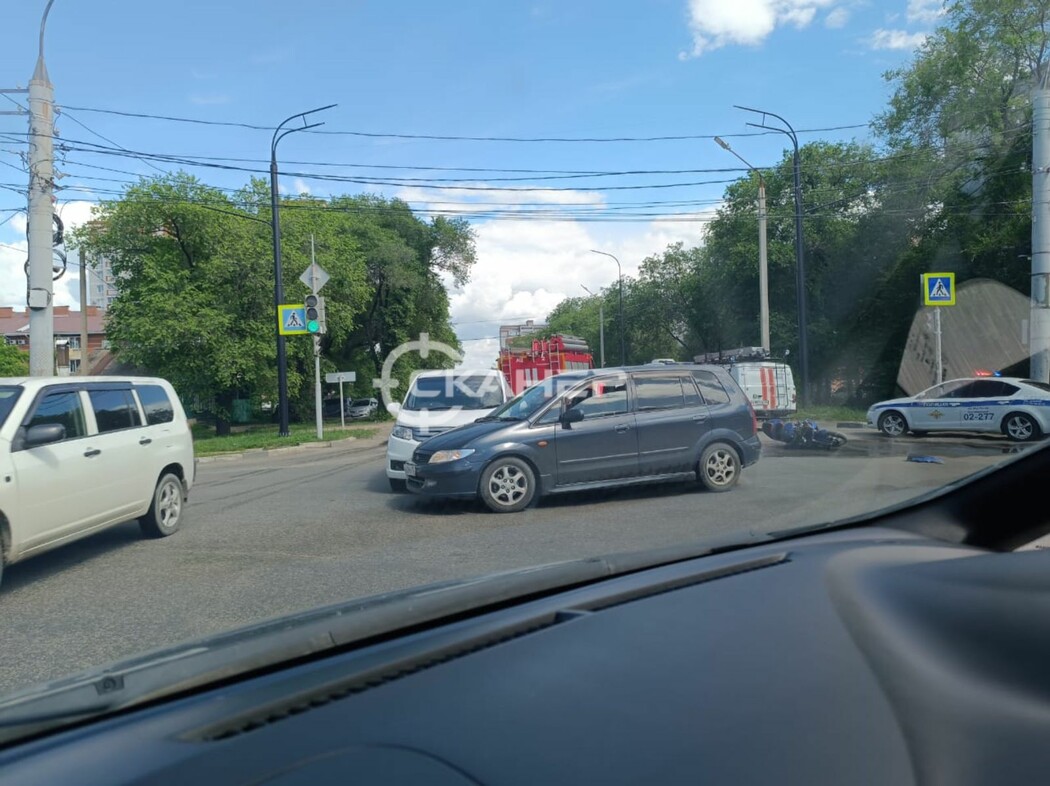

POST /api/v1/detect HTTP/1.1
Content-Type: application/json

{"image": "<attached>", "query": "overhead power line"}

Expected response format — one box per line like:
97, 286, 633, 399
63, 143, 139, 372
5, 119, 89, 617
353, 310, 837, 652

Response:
58, 103, 871, 143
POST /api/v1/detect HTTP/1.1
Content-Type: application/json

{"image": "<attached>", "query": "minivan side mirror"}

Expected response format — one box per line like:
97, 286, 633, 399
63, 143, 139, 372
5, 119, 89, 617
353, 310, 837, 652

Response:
387, 402, 401, 417
560, 408, 585, 427
24, 423, 66, 448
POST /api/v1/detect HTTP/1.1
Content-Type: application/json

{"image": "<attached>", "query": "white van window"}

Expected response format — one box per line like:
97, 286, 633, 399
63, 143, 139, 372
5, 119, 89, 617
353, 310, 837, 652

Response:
404, 374, 505, 411
89, 389, 142, 433
136, 385, 175, 425
27, 391, 87, 440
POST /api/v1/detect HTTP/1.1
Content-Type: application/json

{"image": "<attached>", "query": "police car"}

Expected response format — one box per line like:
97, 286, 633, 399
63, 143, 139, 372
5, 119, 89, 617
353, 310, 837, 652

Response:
866, 377, 1050, 442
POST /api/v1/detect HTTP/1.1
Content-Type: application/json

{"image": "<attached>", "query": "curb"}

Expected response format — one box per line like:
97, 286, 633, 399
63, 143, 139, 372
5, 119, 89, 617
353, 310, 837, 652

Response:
197, 432, 390, 464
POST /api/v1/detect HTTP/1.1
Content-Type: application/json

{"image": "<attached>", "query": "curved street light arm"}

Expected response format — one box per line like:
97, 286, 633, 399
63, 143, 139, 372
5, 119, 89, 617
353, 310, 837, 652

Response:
271, 104, 337, 157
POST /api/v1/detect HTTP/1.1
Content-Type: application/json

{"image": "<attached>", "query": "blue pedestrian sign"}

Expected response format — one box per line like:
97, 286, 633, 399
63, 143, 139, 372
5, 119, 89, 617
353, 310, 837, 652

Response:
277, 304, 309, 335
921, 272, 955, 306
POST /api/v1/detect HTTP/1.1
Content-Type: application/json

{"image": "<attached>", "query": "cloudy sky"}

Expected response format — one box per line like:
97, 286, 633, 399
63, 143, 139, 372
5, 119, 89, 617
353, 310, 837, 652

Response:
1, 0, 942, 368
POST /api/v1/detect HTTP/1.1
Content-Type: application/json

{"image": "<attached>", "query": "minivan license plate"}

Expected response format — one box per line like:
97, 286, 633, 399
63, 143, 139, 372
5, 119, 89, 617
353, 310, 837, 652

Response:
404, 462, 416, 478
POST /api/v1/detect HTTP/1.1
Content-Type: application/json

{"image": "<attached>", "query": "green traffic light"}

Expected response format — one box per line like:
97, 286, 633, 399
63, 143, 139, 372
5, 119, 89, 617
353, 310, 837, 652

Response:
307, 320, 320, 333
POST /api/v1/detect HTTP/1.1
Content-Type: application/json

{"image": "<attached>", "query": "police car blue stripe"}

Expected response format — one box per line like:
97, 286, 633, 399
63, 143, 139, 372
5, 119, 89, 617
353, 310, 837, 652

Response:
869, 399, 1050, 411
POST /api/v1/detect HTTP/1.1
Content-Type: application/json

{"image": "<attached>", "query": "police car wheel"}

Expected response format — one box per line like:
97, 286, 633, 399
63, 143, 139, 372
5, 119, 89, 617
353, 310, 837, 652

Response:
1003, 412, 1040, 443
877, 411, 907, 438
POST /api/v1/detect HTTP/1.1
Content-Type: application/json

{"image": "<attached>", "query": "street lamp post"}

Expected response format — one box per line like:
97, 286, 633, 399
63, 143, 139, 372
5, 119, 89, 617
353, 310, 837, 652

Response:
590, 249, 625, 365
270, 104, 335, 437
713, 136, 769, 354
734, 105, 809, 404
581, 284, 605, 367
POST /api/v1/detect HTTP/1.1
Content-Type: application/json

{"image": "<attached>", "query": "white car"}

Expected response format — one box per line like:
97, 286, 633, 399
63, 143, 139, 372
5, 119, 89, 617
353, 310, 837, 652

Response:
866, 376, 1050, 442
0, 376, 195, 587
386, 369, 512, 492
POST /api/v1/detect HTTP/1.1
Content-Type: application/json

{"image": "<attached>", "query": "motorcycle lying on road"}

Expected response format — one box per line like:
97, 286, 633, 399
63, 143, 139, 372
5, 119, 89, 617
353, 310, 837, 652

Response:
761, 418, 848, 450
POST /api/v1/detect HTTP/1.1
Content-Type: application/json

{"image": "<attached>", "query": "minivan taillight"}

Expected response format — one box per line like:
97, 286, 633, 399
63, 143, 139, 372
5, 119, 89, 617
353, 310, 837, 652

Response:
748, 403, 759, 435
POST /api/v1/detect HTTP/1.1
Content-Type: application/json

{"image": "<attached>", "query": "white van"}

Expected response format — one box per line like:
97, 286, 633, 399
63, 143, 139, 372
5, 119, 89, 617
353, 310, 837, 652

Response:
726, 362, 797, 419
0, 376, 194, 587
385, 369, 512, 491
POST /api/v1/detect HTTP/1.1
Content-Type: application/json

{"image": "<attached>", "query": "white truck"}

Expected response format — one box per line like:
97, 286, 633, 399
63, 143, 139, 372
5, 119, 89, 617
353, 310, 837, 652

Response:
693, 347, 797, 419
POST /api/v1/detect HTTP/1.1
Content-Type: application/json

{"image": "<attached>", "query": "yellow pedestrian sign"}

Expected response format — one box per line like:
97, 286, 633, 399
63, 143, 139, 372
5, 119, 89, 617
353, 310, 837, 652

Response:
922, 272, 955, 306
277, 304, 310, 335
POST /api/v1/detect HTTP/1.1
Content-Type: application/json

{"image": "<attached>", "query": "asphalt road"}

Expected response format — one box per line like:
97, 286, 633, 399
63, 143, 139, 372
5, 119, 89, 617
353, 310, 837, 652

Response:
0, 425, 1029, 694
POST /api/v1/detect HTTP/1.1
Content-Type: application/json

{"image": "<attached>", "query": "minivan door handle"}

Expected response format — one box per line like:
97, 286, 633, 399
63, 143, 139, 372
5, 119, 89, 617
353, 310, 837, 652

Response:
692, 414, 708, 422
615, 424, 631, 434
83, 448, 101, 458
139, 437, 152, 445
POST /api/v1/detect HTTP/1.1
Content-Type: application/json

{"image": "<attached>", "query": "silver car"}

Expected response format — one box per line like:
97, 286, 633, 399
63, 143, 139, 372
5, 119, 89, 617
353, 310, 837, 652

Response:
866, 377, 1050, 442
347, 398, 378, 420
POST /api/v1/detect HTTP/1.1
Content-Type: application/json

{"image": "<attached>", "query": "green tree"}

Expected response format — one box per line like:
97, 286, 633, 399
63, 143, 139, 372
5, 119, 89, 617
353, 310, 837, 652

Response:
0, 343, 29, 376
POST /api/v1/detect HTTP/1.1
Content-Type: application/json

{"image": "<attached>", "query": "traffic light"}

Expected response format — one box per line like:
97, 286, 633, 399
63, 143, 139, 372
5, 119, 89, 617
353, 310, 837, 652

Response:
304, 294, 326, 334
304, 294, 321, 334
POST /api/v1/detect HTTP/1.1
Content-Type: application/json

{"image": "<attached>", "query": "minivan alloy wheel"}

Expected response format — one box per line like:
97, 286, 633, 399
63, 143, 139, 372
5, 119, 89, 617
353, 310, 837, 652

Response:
480, 457, 536, 513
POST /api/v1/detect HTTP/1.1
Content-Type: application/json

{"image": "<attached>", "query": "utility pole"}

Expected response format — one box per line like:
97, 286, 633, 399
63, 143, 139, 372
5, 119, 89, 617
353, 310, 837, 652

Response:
581, 284, 605, 367
1031, 68, 1050, 382
27, 0, 57, 376
270, 104, 335, 436
714, 137, 769, 353
79, 250, 88, 374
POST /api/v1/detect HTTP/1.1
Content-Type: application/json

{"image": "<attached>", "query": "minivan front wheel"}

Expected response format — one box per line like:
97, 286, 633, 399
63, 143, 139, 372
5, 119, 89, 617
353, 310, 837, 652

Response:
698, 444, 740, 492
480, 457, 536, 513
140, 473, 184, 538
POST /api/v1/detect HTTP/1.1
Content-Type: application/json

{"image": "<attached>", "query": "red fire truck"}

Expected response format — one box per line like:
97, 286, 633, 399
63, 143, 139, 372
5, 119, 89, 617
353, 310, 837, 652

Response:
498, 335, 594, 395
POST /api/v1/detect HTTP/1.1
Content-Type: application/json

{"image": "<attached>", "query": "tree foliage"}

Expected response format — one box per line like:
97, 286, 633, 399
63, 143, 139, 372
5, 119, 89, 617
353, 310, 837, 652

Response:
75, 174, 474, 433
544, 0, 1045, 403
0, 343, 29, 376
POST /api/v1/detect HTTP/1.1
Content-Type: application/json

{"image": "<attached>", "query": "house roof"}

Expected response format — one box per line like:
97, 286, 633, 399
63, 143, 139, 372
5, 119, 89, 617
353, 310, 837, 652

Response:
0, 306, 106, 335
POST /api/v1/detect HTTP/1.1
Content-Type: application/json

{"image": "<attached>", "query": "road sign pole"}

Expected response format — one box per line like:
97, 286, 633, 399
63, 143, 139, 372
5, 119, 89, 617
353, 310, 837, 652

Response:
935, 307, 943, 385
339, 379, 346, 429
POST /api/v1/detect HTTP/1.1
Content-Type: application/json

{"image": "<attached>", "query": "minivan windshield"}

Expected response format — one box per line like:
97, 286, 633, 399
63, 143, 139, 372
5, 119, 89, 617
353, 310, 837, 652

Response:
488, 375, 583, 421
403, 374, 505, 411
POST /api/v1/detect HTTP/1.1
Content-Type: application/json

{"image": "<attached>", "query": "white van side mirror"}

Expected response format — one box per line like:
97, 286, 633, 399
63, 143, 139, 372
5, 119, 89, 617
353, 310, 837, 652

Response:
386, 402, 401, 417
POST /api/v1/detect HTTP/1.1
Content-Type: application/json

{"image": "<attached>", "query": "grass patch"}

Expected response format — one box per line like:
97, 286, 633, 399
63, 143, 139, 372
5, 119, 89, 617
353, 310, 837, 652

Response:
192, 422, 378, 456
793, 405, 868, 423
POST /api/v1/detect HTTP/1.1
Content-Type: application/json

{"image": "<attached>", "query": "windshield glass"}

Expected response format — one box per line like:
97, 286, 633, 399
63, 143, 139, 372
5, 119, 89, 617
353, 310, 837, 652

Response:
403, 374, 505, 410
489, 375, 583, 420
2, 0, 1047, 739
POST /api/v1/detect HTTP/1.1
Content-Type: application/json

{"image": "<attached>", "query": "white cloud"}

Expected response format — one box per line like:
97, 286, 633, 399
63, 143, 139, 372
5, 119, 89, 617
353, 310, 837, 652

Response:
679, 0, 837, 58
0, 200, 98, 308
868, 28, 929, 50
292, 178, 311, 196
907, 0, 945, 24
824, 7, 849, 28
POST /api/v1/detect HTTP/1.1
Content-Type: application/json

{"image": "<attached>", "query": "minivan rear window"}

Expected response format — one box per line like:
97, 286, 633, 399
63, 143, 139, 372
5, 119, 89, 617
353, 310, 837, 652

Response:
404, 374, 505, 411
693, 371, 731, 406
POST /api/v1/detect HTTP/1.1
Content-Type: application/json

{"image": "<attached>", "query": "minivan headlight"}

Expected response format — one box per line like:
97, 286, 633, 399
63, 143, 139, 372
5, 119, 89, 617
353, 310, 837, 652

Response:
392, 425, 414, 441
429, 449, 475, 464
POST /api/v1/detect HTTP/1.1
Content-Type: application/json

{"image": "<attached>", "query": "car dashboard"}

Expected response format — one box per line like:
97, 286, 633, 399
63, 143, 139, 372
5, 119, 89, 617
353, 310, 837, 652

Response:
3, 447, 1050, 785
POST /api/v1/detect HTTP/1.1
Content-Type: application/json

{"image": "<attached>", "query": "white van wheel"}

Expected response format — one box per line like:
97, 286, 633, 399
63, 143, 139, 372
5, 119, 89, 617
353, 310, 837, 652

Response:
140, 473, 184, 538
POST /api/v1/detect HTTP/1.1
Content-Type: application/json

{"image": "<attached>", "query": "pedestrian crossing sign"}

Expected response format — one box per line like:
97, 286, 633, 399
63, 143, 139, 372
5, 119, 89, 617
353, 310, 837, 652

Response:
277, 304, 310, 335
922, 272, 955, 306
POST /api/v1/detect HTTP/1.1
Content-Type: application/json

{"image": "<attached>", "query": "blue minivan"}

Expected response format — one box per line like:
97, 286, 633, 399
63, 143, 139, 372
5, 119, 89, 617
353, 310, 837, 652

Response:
405, 365, 761, 512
